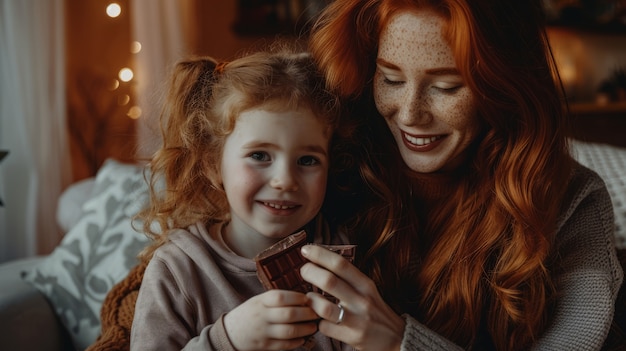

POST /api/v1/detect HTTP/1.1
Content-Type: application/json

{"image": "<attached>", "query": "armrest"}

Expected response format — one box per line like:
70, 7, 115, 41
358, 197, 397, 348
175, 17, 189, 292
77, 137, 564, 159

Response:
0, 257, 74, 351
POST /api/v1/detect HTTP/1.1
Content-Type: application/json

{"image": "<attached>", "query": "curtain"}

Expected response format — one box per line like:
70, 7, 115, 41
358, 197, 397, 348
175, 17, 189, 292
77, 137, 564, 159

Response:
0, 0, 70, 262
131, 0, 193, 160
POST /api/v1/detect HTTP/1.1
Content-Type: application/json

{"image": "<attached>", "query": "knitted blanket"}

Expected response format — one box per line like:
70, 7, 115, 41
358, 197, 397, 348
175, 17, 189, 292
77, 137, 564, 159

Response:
85, 259, 147, 351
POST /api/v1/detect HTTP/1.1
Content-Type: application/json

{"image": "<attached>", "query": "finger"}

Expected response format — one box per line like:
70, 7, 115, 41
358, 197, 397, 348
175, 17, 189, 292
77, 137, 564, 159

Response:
301, 245, 374, 294
306, 292, 345, 325
260, 289, 310, 307
300, 261, 355, 303
265, 321, 318, 340
307, 292, 351, 341
265, 305, 320, 324
300, 244, 355, 283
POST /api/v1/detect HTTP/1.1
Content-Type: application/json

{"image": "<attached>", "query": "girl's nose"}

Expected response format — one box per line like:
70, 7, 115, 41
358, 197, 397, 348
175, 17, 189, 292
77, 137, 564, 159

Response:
270, 165, 299, 191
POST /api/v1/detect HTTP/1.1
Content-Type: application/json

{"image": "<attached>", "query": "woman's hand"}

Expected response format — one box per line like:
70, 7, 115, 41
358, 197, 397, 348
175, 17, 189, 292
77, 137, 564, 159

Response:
300, 244, 406, 351
223, 290, 319, 350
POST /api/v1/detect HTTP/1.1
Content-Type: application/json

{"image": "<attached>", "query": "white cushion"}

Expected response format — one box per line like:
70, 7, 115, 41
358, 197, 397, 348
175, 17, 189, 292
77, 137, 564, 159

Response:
56, 177, 96, 233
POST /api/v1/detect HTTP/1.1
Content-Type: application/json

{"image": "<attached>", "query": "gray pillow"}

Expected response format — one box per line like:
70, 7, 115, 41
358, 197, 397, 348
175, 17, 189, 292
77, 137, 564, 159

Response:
22, 159, 150, 350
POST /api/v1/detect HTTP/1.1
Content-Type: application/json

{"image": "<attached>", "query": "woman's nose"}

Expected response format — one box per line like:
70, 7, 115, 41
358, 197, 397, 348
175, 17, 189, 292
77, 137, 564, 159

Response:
398, 87, 432, 126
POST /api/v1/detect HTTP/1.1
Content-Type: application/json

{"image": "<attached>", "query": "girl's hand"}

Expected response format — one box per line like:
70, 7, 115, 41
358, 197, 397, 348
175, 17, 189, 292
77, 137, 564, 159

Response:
223, 290, 319, 350
300, 244, 406, 351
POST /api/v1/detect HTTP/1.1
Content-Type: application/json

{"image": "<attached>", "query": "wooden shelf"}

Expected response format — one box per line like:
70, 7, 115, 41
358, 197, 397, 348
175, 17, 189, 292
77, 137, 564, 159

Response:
547, 22, 626, 35
568, 102, 626, 148
570, 102, 626, 115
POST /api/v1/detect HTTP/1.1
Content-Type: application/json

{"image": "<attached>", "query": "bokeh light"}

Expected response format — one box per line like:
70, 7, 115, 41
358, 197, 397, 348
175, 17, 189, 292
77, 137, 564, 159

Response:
106, 3, 121, 18
127, 106, 142, 119
131, 41, 142, 54
118, 68, 133, 82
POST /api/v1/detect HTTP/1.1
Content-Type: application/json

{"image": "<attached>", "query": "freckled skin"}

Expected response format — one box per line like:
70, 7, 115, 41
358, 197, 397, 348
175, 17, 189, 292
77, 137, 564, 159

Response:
374, 11, 481, 173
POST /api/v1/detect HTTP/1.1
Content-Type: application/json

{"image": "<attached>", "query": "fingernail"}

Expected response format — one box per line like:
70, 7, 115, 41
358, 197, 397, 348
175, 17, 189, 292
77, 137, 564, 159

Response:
301, 245, 310, 256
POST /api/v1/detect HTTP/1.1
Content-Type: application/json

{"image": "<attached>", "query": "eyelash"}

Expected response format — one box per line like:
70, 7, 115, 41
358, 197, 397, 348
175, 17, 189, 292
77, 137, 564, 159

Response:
249, 152, 321, 166
383, 77, 462, 94
250, 152, 270, 162
383, 77, 404, 86
298, 156, 320, 166
434, 85, 462, 93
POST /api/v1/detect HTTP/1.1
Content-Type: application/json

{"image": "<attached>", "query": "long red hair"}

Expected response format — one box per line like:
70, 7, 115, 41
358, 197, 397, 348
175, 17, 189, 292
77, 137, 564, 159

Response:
310, 0, 573, 349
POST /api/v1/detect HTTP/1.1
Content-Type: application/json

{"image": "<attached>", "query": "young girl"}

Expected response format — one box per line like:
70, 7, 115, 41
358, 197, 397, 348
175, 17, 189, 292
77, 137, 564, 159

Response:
130, 47, 351, 351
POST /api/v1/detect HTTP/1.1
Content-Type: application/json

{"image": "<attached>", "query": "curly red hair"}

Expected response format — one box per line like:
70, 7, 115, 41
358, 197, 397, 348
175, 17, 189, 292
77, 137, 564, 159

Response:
138, 44, 342, 260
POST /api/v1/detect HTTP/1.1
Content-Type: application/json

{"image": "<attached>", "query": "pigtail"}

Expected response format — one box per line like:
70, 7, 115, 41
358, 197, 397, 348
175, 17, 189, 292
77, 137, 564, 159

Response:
159, 58, 219, 151
138, 57, 229, 259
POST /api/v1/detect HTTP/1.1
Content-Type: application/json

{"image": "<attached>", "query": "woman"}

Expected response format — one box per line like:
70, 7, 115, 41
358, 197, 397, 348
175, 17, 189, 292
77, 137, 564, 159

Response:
300, 0, 623, 350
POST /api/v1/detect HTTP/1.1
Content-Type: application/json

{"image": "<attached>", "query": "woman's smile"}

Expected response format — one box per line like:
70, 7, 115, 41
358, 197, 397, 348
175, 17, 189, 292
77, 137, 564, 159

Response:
402, 131, 446, 151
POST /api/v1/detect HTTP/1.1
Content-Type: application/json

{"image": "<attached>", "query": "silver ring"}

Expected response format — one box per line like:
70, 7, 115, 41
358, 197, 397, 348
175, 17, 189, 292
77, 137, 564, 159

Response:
336, 304, 345, 324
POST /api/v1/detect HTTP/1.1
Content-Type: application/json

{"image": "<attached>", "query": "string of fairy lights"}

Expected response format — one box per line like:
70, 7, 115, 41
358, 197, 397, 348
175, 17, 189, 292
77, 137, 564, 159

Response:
105, 2, 142, 120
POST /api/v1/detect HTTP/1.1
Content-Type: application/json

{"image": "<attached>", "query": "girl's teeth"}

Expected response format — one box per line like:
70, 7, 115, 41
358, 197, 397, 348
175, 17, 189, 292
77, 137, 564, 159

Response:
405, 135, 441, 146
264, 202, 294, 210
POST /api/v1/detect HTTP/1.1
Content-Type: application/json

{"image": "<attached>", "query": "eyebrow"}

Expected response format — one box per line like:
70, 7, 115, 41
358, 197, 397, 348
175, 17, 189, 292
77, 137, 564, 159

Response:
243, 142, 328, 156
301, 145, 328, 156
376, 58, 460, 76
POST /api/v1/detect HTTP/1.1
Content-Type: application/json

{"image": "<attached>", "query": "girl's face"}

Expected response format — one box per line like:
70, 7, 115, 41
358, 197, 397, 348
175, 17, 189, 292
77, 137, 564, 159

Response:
221, 105, 330, 256
373, 10, 480, 173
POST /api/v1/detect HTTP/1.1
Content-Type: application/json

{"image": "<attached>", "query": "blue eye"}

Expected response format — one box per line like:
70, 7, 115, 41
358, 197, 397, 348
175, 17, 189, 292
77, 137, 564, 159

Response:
298, 156, 320, 166
250, 152, 270, 162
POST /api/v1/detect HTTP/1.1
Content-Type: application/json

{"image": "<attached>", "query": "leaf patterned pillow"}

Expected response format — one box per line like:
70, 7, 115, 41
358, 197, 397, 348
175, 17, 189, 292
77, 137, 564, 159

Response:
22, 159, 151, 350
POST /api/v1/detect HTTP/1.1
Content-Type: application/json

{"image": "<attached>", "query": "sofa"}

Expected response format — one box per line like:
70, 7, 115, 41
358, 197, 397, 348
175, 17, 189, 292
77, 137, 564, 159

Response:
0, 159, 150, 351
1, 141, 625, 351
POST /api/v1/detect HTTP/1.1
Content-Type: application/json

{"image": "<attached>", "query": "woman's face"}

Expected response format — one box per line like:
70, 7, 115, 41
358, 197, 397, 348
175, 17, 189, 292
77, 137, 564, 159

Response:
373, 10, 480, 173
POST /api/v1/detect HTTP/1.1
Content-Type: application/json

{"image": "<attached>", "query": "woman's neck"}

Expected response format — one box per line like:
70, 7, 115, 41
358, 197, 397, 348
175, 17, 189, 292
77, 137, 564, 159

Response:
406, 169, 463, 204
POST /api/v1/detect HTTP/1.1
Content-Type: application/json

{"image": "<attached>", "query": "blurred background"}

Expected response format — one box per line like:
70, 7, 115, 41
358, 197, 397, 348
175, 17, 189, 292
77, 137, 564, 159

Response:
0, 0, 625, 263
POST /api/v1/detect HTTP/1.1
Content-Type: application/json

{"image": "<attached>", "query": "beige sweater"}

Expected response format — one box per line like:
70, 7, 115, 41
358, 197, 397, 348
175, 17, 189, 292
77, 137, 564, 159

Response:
130, 222, 353, 351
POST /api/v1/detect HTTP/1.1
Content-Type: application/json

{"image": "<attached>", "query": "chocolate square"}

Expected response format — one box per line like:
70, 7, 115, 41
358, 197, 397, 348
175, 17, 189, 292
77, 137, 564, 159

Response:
254, 230, 356, 302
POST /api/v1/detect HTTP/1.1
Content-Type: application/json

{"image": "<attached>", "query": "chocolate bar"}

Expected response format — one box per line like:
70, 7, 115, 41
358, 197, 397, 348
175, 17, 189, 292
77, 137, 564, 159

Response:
254, 231, 311, 293
254, 230, 356, 302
